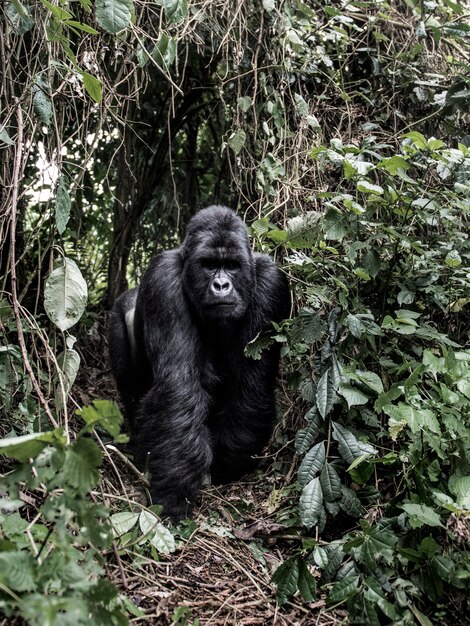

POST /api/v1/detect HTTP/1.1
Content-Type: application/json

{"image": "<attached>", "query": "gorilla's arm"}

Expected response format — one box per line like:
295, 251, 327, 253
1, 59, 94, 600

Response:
133, 250, 213, 520
107, 288, 139, 420
210, 255, 290, 482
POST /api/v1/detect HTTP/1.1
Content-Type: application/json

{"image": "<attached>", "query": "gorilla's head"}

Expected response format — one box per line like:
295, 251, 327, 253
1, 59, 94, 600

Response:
181, 206, 255, 323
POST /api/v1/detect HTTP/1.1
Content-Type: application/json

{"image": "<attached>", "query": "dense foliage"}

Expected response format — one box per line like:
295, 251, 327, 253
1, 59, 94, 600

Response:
0, 0, 469, 624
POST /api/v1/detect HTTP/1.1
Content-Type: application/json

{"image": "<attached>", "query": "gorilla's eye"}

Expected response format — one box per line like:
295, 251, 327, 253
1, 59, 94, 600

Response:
201, 258, 220, 271
224, 260, 240, 271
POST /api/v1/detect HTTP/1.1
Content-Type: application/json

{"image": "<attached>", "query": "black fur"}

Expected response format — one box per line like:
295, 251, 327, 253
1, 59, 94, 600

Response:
108, 206, 290, 519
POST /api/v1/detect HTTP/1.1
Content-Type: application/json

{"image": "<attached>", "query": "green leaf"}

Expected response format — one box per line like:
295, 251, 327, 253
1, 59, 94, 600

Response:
149, 522, 176, 554
340, 486, 363, 517
77, 399, 124, 439
251, 218, 270, 238
272, 557, 299, 606
95, 0, 132, 33
445, 250, 462, 268
295, 409, 321, 454
356, 180, 384, 195
327, 576, 360, 604
299, 477, 323, 528
402, 131, 428, 149
82, 72, 102, 103
323, 208, 348, 241
55, 176, 71, 235
57, 347, 80, 394
401, 503, 444, 528
316, 368, 336, 418
63, 438, 102, 493
44, 258, 88, 331
450, 476, 470, 508
150, 34, 177, 68
32, 76, 52, 125
294, 93, 309, 116
0, 552, 36, 591
0, 429, 64, 461
332, 423, 377, 463
297, 442, 326, 486
244, 332, 274, 360
379, 155, 409, 174
338, 382, 369, 408
227, 129, 246, 155
382, 403, 440, 435
297, 560, 316, 601
110, 511, 139, 537
237, 96, 253, 112
0, 125, 15, 146
364, 577, 398, 620
320, 463, 342, 501
262, 0, 275, 11
39, 0, 73, 19
162, 0, 188, 24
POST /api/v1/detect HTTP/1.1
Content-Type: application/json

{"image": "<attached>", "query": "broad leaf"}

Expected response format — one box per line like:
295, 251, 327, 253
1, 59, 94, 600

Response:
401, 503, 444, 528
298, 442, 326, 486
0, 429, 64, 461
149, 523, 176, 554
297, 560, 316, 601
299, 477, 323, 528
327, 576, 360, 604
316, 368, 336, 418
338, 382, 369, 408
320, 462, 342, 502
55, 176, 71, 235
63, 438, 102, 493
272, 557, 299, 606
77, 399, 124, 439
44, 258, 88, 331
110, 511, 139, 537
95, 0, 132, 33
295, 409, 321, 454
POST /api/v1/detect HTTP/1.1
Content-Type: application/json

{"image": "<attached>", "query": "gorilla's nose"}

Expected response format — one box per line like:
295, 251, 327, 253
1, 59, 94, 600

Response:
211, 276, 232, 295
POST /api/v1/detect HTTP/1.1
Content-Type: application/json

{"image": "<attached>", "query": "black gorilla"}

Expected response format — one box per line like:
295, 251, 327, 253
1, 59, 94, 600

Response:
108, 206, 290, 519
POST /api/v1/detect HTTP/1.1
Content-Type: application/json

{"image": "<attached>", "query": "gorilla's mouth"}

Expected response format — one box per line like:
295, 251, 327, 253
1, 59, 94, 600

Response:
210, 301, 236, 308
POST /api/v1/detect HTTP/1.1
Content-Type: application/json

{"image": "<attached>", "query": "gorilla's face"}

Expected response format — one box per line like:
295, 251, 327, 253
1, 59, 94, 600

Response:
181, 207, 255, 323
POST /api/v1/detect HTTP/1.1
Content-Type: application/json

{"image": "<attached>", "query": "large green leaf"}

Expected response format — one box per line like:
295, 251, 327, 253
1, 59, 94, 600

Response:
316, 368, 336, 418
55, 176, 71, 234
162, 0, 188, 23
271, 557, 299, 606
0, 552, 36, 591
297, 441, 326, 486
295, 409, 321, 454
299, 477, 323, 528
63, 438, 102, 493
44, 258, 88, 331
320, 462, 342, 502
382, 402, 440, 435
95, 0, 132, 33
110, 511, 139, 537
32, 75, 52, 125
77, 399, 124, 439
140, 510, 175, 553
327, 576, 360, 604
332, 422, 376, 464
0, 429, 64, 461
297, 560, 316, 601
149, 522, 176, 554
338, 382, 369, 408
401, 503, 444, 528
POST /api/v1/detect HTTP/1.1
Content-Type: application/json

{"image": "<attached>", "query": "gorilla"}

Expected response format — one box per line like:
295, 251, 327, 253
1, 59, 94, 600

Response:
108, 206, 290, 520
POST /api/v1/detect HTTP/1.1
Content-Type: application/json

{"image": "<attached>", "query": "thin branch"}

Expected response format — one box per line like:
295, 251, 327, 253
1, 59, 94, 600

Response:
9, 101, 59, 431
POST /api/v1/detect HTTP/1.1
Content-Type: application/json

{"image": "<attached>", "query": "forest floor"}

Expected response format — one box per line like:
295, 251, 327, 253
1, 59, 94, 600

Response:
75, 323, 346, 626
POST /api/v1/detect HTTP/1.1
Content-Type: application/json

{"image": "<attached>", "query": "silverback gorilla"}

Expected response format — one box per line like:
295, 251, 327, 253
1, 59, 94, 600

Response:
108, 206, 290, 520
